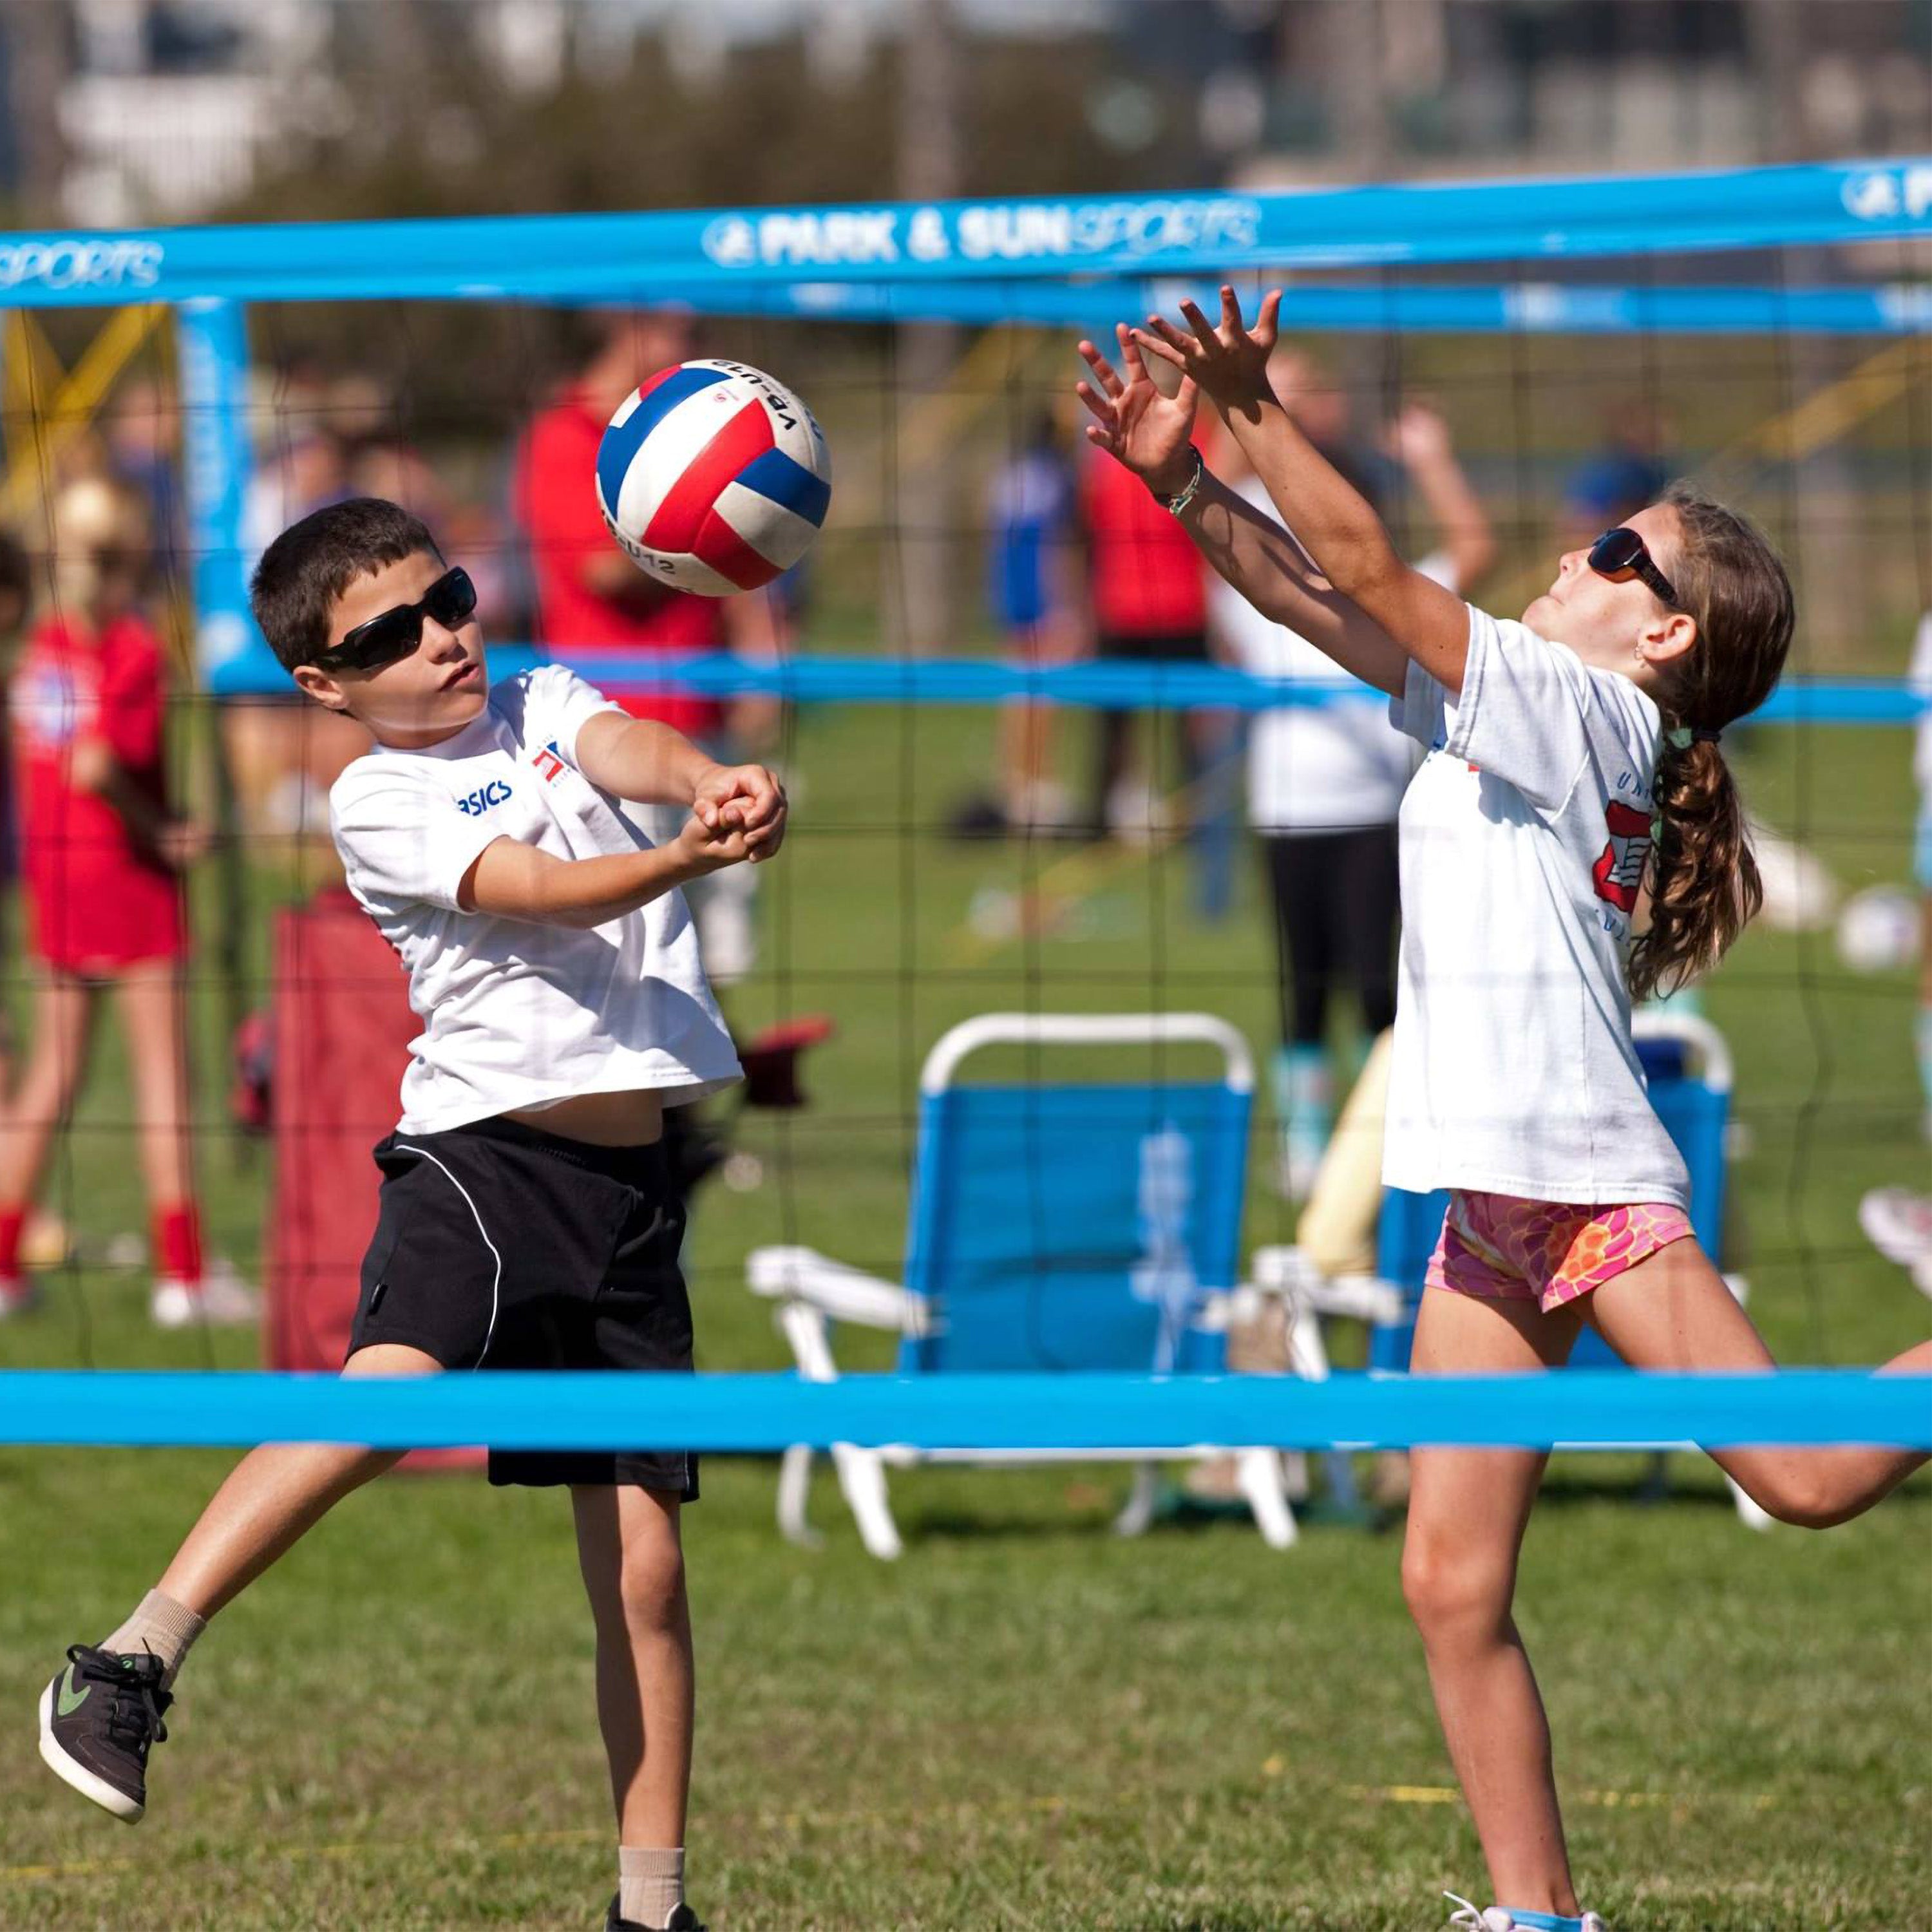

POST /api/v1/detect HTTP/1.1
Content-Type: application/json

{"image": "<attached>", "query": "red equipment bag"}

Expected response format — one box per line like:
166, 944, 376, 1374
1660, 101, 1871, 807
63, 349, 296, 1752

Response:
260, 887, 480, 1468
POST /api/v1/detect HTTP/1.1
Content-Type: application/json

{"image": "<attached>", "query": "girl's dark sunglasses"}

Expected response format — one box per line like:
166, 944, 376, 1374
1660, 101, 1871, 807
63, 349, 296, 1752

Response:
311, 566, 477, 673
1587, 527, 1681, 610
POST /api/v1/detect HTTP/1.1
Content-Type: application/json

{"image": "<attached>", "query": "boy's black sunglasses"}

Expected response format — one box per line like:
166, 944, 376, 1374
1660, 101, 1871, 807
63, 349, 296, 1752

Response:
1587, 527, 1681, 610
311, 566, 477, 673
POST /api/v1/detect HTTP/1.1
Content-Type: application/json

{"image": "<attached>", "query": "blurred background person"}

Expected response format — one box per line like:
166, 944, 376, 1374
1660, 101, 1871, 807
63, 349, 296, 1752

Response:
229, 367, 366, 835
1859, 600, 1932, 1297
1561, 397, 1672, 551
1077, 393, 1211, 847
516, 308, 782, 987
949, 404, 1084, 840
0, 525, 34, 1090
104, 375, 186, 593
0, 478, 252, 1327
1209, 365, 1493, 1198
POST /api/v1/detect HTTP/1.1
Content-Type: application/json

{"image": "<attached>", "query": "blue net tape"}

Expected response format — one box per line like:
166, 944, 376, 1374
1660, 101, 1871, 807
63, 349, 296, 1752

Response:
1, 158, 1927, 307
598, 278, 1932, 336
463, 650, 1926, 724
0, 1370, 1924, 1451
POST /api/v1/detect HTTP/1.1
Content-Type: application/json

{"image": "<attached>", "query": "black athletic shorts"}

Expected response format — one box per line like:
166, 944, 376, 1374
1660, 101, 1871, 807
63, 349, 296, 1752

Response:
348, 1113, 699, 1497
1095, 627, 1209, 664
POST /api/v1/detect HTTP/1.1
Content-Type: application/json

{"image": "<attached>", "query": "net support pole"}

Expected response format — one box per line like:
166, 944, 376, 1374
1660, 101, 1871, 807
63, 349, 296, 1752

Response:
176, 296, 266, 1170
176, 295, 272, 692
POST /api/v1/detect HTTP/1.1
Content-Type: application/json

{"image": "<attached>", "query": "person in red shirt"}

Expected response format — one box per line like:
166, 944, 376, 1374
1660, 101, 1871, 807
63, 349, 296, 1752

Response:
1078, 442, 1215, 840
515, 310, 779, 983
0, 478, 251, 1327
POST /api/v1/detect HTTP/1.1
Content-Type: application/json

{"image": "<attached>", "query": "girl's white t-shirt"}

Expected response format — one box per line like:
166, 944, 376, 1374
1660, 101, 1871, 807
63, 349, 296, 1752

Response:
1209, 475, 1439, 834
1383, 605, 1690, 1209
329, 664, 742, 1136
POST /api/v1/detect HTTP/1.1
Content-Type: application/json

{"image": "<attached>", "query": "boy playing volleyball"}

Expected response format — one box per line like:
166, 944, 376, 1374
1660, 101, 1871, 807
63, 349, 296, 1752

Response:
1078, 294, 1930, 1932
37, 498, 777, 1932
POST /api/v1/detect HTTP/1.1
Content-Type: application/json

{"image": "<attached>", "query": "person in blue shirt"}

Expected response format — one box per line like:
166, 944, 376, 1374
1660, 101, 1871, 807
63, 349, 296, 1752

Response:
949, 408, 1083, 838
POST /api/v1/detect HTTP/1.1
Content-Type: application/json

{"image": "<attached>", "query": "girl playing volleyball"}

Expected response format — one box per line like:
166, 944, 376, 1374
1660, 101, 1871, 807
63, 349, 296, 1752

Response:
1075, 291, 1931, 1932
1, 478, 249, 1329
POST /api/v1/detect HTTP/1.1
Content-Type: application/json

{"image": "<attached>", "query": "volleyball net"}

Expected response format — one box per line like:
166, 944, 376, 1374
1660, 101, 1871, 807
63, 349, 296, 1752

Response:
0, 156, 1927, 1453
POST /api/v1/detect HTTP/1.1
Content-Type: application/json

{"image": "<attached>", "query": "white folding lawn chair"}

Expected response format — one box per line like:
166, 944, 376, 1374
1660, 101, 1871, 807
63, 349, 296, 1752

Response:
747, 1013, 1296, 1558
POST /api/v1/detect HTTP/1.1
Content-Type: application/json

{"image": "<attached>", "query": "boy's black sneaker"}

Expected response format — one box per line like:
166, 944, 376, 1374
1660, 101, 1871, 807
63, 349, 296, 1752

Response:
38, 1643, 173, 1822
605, 1899, 706, 1932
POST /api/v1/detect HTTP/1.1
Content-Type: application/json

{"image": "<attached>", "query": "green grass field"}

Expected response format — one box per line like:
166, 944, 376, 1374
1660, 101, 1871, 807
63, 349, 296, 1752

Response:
1, 701, 1927, 1931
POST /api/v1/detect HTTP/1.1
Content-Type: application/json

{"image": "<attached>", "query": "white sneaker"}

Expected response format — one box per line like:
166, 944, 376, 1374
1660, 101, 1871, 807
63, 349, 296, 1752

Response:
1444, 1896, 1607, 1932
0, 1275, 37, 1319
1104, 775, 1166, 845
1859, 1187, 1932, 1277
151, 1262, 260, 1330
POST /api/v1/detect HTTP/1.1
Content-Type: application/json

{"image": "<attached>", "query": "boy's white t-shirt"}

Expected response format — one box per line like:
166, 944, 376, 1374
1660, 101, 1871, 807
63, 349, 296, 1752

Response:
1209, 476, 1437, 833
1384, 605, 1690, 1209
330, 664, 742, 1136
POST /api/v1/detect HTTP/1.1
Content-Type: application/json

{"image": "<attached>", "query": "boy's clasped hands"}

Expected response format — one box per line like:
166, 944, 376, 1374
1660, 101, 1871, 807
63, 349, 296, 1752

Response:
681, 761, 788, 873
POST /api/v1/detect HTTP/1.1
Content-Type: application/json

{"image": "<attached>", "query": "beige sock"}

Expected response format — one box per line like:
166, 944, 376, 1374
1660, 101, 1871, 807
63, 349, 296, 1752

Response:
618, 1846, 684, 1929
97, 1589, 206, 1689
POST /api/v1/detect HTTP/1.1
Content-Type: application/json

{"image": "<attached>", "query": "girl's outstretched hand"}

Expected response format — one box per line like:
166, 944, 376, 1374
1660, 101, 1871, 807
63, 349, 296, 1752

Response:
1135, 285, 1282, 414
1075, 325, 1198, 496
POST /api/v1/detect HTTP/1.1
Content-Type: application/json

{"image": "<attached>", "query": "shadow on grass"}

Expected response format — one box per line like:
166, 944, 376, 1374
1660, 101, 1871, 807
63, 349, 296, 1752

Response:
1108, 1918, 1324, 1932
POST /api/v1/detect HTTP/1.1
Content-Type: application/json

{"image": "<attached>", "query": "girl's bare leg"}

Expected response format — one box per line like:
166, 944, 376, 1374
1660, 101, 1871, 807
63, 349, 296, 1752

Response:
112, 961, 196, 1209
1585, 1236, 1931, 1526
0, 973, 96, 1213
1403, 1288, 1587, 1917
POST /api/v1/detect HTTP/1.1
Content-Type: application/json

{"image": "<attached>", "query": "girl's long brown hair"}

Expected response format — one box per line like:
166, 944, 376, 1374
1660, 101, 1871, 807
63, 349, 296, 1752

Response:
1626, 484, 1795, 1003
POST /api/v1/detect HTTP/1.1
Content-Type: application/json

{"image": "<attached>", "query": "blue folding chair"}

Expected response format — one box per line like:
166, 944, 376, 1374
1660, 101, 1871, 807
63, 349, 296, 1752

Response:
748, 1013, 1298, 1556
1366, 1009, 1770, 1528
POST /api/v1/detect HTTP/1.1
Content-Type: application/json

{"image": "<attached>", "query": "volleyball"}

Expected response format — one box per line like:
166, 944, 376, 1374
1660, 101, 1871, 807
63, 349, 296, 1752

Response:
595, 358, 831, 596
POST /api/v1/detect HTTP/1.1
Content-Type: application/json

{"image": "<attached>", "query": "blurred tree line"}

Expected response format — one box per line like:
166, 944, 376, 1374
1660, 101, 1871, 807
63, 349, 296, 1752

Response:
205, 19, 1202, 431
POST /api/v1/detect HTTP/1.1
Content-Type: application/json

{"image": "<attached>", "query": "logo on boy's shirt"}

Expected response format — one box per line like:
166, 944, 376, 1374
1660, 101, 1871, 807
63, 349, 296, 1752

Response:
1426, 734, 1482, 776
1592, 799, 1652, 912
455, 778, 514, 817
531, 739, 567, 783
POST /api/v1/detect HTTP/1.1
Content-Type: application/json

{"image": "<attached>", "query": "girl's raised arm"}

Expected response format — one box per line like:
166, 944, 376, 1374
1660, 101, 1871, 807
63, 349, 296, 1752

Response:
1076, 327, 1409, 698
1135, 289, 1473, 695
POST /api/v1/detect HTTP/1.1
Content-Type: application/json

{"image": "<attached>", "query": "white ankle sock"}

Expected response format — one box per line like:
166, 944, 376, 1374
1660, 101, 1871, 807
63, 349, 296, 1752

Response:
618, 1845, 684, 1929
97, 1589, 206, 1689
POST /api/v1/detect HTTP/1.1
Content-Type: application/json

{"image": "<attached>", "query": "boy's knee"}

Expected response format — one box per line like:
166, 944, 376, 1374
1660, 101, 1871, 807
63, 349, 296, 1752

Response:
617, 1533, 686, 1632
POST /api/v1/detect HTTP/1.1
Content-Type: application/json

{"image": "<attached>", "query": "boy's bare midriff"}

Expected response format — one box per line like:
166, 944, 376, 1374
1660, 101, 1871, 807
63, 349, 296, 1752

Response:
506, 1087, 665, 1147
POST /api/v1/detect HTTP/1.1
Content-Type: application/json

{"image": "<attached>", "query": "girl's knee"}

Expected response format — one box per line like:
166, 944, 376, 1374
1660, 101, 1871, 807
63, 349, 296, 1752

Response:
1401, 1530, 1513, 1635
1740, 1464, 1853, 1531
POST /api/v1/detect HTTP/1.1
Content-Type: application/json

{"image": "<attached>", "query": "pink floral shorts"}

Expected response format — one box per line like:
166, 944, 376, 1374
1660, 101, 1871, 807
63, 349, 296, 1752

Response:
1425, 1191, 1694, 1314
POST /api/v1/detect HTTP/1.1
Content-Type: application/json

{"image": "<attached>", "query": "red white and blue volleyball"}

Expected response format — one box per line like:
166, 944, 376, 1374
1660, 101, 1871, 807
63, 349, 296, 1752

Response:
596, 358, 831, 596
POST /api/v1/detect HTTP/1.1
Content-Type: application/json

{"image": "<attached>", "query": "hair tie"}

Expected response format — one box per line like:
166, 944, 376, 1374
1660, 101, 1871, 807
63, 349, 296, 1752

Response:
1665, 724, 1722, 751
1692, 726, 1722, 745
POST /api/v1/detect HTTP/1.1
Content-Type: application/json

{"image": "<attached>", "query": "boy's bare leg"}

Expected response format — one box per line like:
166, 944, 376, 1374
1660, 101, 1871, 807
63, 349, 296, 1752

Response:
573, 1484, 694, 1851
156, 1343, 440, 1620
1586, 1239, 1932, 1526
43, 1343, 440, 1821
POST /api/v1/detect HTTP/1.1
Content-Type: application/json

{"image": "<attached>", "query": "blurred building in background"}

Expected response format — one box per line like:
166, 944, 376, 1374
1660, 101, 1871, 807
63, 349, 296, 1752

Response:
1, 1, 1927, 228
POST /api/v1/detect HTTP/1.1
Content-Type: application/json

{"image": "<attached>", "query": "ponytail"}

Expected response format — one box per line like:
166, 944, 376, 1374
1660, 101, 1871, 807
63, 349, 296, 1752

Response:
1627, 485, 1794, 1000
1628, 734, 1760, 1001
